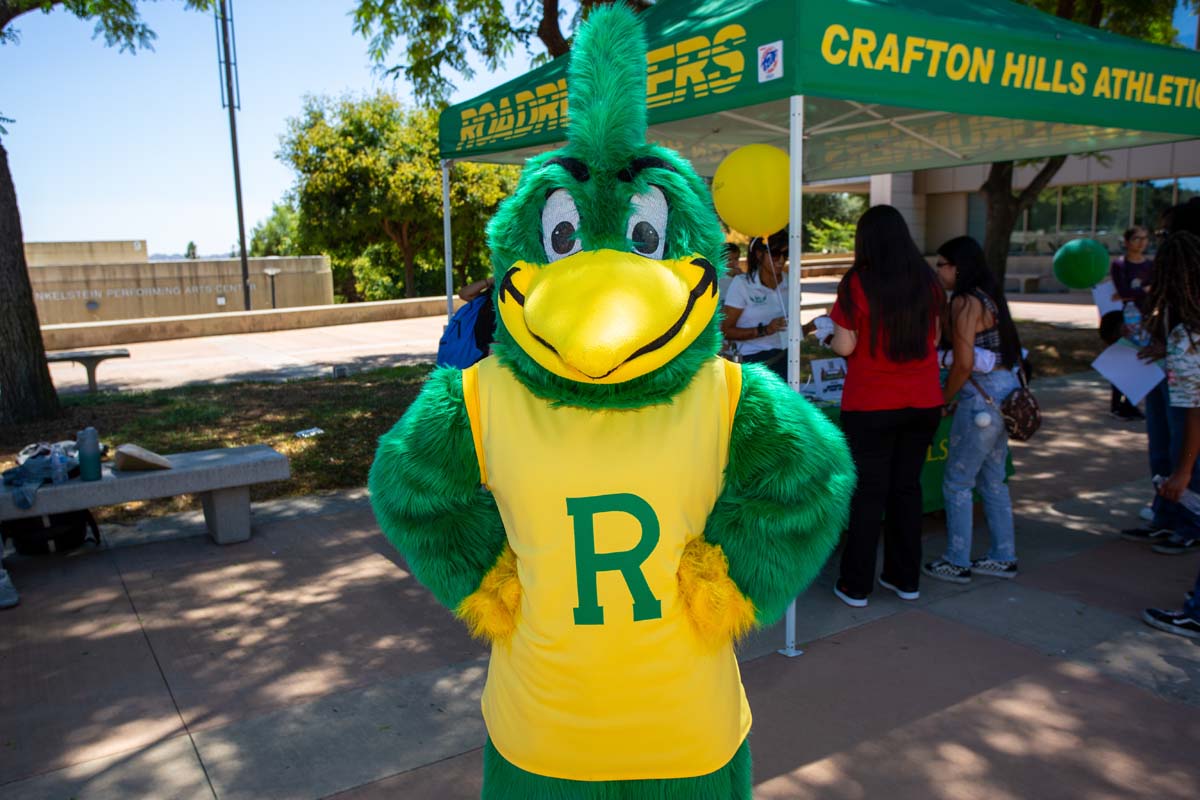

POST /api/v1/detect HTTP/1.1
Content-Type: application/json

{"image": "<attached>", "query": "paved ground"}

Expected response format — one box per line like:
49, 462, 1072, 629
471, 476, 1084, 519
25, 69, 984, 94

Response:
1, 371, 1197, 799
46, 283, 1102, 394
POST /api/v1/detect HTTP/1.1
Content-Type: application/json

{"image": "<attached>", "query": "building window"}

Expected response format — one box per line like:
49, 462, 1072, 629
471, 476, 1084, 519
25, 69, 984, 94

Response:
1178, 176, 1200, 206
1134, 178, 1176, 231
1095, 182, 1135, 253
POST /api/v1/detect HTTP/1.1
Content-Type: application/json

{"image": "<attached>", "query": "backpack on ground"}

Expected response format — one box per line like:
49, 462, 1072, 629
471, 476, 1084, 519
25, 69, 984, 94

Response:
437, 294, 491, 369
1, 510, 101, 556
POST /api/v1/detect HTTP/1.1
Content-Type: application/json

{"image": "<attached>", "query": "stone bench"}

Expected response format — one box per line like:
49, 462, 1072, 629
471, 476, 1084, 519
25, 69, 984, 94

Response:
1005, 273, 1041, 294
46, 348, 130, 393
0, 445, 290, 545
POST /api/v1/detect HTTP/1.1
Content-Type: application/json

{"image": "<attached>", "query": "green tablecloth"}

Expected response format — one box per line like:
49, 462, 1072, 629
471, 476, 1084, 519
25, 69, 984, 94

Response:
815, 404, 1013, 513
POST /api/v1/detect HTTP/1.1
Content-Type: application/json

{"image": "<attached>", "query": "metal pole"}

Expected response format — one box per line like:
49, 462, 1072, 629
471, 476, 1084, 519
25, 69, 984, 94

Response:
779, 93, 805, 659
218, 0, 251, 311
442, 159, 455, 320
270, 274, 277, 309
786, 94, 805, 391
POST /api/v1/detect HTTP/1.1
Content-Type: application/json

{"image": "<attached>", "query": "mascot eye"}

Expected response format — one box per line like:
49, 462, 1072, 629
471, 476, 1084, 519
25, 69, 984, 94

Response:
626, 186, 668, 259
541, 189, 583, 262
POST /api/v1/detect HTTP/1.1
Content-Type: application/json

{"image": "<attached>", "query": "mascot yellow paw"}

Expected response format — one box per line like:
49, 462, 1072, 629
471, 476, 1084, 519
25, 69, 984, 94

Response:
677, 539, 757, 647
457, 546, 521, 644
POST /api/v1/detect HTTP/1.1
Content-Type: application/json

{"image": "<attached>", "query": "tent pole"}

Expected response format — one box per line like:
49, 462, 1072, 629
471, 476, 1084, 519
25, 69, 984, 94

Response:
441, 159, 455, 320
780, 94, 805, 659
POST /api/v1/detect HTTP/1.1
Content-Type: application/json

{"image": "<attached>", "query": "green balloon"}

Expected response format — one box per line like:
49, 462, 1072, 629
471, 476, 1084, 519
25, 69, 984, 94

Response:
1053, 238, 1110, 289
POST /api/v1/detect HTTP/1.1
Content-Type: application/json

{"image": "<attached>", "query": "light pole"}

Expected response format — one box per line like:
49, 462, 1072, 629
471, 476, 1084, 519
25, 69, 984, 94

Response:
263, 267, 281, 309
214, 0, 251, 311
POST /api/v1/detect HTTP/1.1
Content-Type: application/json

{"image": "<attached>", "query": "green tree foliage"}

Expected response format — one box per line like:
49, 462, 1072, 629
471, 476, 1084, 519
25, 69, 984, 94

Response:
351, 0, 652, 106
0, 0, 212, 425
806, 218, 857, 254
801, 193, 865, 252
249, 200, 299, 257
278, 92, 517, 300
184, 240, 197, 258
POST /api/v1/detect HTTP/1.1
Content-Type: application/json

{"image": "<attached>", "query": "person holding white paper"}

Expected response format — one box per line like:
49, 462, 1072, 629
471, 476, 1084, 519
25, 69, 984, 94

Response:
1108, 227, 1154, 419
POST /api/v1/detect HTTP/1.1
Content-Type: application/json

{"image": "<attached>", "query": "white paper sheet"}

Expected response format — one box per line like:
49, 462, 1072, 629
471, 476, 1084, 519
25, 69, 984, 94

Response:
1092, 280, 1123, 317
1091, 342, 1165, 404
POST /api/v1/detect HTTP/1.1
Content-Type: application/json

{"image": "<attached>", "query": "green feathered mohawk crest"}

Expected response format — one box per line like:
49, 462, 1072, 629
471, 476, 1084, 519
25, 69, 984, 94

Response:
565, 4, 648, 173
486, 2, 727, 409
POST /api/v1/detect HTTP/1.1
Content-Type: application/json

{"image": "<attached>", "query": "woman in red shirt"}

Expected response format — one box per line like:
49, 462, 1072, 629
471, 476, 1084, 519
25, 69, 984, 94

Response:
829, 205, 944, 607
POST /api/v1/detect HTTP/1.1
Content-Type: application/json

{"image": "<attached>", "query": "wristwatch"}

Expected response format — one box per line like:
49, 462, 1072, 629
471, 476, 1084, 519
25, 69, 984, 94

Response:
756, 323, 766, 337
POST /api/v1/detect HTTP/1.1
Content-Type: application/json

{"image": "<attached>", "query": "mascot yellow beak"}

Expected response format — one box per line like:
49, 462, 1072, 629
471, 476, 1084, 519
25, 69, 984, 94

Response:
497, 250, 717, 383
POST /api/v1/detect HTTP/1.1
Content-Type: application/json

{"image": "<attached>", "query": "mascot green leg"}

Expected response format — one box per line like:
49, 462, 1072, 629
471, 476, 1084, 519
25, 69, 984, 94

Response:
481, 738, 752, 800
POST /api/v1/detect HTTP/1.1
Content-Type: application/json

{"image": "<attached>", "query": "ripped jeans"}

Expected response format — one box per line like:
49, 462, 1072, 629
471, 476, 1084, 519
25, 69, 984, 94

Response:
942, 369, 1020, 568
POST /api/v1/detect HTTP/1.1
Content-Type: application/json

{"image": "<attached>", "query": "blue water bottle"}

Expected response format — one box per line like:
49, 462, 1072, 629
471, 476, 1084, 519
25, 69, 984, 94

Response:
50, 444, 68, 485
1123, 302, 1150, 347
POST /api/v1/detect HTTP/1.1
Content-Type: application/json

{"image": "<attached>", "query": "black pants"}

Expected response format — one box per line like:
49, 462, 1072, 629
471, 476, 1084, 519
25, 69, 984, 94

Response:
741, 348, 787, 382
1110, 385, 1140, 416
838, 406, 942, 596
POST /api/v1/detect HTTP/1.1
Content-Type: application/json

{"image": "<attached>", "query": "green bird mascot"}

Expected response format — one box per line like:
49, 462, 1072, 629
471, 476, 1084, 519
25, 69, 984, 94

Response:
369, 5, 854, 798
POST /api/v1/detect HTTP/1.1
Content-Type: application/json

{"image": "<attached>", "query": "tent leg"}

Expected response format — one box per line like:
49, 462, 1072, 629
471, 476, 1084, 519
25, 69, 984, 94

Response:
777, 600, 803, 658
779, 94, 805, 660
441, 159, 455, 320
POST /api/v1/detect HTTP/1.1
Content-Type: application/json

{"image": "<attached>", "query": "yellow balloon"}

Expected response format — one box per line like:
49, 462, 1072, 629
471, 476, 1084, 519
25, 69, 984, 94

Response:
711, 144, 790, 238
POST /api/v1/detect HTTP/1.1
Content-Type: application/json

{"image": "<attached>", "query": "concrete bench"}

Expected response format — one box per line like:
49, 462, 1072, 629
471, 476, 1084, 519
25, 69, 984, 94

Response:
1005, 273, 1041, 294
0, 445, 289, 545
46, 348, 130, 393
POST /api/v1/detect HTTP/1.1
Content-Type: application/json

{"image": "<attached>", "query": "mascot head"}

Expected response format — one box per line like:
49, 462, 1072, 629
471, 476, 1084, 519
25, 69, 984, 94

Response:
487, 3, 725, 408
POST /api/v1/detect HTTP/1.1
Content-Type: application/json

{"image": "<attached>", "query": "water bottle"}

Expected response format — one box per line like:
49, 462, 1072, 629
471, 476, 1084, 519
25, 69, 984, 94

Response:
50, 444, 68, 485
1153, 475, 1200, 516
1123, 302, 1150, 347
77, 427, 102, 482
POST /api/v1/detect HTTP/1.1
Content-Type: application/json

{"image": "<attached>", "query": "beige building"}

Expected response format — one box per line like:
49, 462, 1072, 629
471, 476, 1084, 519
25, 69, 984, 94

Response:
865, 138, 1200, 288
25, 241, 334, 324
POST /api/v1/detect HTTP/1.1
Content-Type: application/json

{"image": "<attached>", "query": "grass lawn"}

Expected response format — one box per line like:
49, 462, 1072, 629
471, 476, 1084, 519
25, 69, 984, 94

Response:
0, 320, 1102, 525
0, 365, 430, 524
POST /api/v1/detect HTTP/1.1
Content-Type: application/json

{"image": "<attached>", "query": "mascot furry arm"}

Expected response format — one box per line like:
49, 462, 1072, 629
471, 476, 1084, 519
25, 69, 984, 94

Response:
369, 6, 854, 798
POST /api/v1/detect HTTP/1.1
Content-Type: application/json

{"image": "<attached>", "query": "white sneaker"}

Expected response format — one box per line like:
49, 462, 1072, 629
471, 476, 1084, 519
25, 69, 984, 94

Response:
878, 576, 920, 601
0, 571, 19, 610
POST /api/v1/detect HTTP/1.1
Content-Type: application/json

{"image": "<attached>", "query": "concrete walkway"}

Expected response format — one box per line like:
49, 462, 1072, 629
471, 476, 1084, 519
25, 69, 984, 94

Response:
1, 371, 1196, 799
46, 283, 1103, 394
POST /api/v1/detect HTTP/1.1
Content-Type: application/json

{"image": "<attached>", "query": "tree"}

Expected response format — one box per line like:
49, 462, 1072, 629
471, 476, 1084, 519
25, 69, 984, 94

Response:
249, 200, 300, 257
801, 193, 866, 251
278, 93, 517, 300
0, 0, 211, 425
184, 240, 197, 259
982, 0, 1199, 282
351, 0, 652, 106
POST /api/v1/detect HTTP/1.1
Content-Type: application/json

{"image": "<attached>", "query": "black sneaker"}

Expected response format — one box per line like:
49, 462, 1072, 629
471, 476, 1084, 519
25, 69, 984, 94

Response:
878, 575, 919, 601
1151, 535, 1200, 555
833, 580, 869, 608
971, 558, 1019, 579
922, 559, 972, 584
1120, 523, 1172, 543
1142, 607, 1200, 640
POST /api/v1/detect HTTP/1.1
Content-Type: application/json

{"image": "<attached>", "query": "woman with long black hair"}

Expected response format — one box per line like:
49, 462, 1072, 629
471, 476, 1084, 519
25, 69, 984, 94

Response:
831, 205, 944, 607
923, 236, 1024, 584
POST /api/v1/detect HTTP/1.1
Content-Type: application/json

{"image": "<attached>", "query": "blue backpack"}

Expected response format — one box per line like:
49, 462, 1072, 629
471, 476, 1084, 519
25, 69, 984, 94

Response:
436, 294, 490, 369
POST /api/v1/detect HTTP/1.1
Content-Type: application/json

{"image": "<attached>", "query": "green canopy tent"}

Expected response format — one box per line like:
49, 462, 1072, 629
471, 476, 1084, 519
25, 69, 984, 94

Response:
436, 0, 1200, 654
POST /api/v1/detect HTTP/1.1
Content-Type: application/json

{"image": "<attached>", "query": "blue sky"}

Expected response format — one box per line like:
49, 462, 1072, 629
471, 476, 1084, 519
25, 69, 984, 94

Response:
1, 0, 538, 256
2, 1, 1197, 257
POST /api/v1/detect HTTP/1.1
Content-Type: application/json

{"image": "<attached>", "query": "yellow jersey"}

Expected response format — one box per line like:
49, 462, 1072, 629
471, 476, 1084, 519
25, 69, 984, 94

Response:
461, 355, 751, 781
